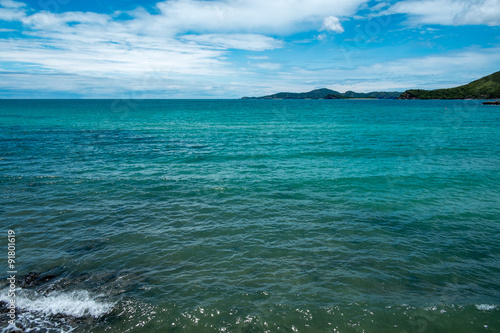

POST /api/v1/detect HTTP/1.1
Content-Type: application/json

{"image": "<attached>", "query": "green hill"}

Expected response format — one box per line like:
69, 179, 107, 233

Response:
244, 88, 342, 99
399, 71, 500, 99
242, 88, 401, 100
341, 91, 402, 99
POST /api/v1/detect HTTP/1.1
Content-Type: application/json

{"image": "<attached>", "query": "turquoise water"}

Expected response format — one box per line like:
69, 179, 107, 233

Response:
0, 99, 499, 332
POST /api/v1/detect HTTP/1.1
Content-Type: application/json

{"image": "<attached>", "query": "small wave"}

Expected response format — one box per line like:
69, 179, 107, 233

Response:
475, 304, 497, 311
1, 288, 114, 318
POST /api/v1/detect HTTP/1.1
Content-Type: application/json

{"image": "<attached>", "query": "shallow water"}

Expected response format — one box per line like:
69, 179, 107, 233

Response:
1, 99, 499, 332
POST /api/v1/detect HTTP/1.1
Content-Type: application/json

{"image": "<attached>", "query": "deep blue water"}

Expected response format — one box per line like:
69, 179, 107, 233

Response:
0, 99, 499, 332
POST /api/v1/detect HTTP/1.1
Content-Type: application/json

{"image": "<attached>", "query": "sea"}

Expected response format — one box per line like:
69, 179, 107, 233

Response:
0, 99, 499, 332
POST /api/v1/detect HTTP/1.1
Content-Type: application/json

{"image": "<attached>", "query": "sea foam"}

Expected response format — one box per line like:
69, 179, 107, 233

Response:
475, 304, 497, 311
1, 288, 114, 318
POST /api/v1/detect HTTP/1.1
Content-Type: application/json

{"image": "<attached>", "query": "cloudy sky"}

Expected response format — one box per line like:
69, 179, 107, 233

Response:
0, 0, 499, 98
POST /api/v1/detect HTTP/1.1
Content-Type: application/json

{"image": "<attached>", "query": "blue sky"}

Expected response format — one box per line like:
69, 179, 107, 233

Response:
0, 0, 499, 98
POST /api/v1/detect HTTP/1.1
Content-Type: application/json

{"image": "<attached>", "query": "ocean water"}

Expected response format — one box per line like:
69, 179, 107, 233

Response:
0, 99, 499, 332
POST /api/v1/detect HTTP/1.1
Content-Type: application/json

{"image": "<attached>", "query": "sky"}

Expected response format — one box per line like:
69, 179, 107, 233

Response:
0, 0, 499, 98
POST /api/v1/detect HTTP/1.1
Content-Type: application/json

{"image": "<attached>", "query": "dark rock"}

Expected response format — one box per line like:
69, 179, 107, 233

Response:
4, 328, 25, 333
0, 300, 8, 313
20, 272, 57, 288
483, 100, 500, 105
398, 91, 419, 100
21, 272, 40, 287
5, 325, 25, 333
0, 322, 25, 333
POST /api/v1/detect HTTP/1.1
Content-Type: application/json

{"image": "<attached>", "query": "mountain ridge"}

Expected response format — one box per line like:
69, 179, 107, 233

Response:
241, 72, 500, 100
242, 89, 402, 100
399, 71, 500, 100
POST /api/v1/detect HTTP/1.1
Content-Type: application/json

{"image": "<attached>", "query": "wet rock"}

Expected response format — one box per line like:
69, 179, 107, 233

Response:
0, 300, 8, 313
19, 272, 57, 288
3, 322, 26, 333
22, 272, 40, 287
4, 328, 25, 333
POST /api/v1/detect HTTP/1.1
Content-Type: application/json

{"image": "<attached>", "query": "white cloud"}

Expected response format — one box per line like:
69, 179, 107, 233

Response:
0, 0, 372, 97
296, 46, 500, 92
1, 0, 497, 98
371, 2, 389, 11
153, 0, 365, 34
370, 47, 500, 79
321, 16, 344, 33
21, 11, 111, 30
180, 34, 284, 51
387, 0, 500, 26
0, 0, 25, 8
0, 35, 230, 78
0, 0, 369, 96
247, 55, 270, 60
0, 0, 25, 21
0, 0, 366, 78
254, 62, 282, 70
0, 5, 235, 82
317, 33, 328, 41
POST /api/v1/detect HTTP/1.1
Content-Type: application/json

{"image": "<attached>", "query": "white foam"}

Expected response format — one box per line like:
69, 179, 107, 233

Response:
1, 288, 114, 318
475, 304, 497, 311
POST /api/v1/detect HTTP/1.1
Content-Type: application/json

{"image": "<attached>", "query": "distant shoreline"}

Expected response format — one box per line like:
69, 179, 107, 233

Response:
243, 71, 500, 100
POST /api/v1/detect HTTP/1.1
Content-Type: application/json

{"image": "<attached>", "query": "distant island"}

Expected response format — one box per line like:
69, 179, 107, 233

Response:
399, 71, 500, 100
241, 88, 402, 100
242, 71, 500, 101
